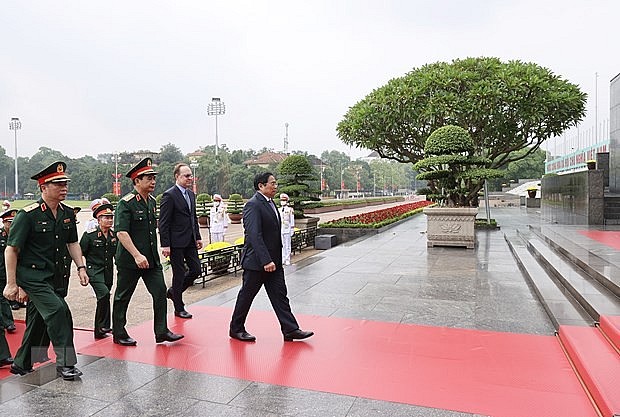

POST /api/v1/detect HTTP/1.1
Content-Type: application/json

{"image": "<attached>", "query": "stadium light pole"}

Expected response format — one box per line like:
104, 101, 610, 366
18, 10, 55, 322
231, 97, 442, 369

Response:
206, 97, 226, 157
8, 118, 21, 198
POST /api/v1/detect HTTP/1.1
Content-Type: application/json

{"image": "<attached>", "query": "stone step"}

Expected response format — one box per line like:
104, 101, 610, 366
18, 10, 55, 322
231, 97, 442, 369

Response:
528, 226, 620, 298
504, 233, 592, 329
524, 236, 620, 322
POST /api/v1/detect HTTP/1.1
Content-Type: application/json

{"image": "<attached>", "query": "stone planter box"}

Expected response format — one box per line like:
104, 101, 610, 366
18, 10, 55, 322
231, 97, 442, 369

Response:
423, 207, 478, 249
317, 214, 415, 246
295, 216, 319, 230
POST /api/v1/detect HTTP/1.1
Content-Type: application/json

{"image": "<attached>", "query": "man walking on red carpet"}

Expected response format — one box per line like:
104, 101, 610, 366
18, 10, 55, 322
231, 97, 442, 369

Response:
229, 172, 313, 342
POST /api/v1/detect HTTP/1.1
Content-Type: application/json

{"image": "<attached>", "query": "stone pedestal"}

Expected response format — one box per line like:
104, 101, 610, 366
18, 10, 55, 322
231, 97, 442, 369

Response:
526, 198, 541, 208
423, 207, 478, 249
315, 234, 337, 250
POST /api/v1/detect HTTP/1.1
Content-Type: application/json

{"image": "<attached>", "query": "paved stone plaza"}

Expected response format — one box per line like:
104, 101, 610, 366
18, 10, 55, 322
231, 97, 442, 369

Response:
0, 206, 602, 416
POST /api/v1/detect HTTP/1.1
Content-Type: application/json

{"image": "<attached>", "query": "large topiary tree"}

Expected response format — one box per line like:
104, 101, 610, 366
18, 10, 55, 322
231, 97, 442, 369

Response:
277, 155, 320, 218
413, 125, 504, 207
337, 57, 586, 173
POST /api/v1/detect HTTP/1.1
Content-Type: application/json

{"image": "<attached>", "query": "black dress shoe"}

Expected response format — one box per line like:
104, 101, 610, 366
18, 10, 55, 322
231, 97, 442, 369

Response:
284, 329, 314, 341
174, 310, 192, 319
10, 363, 33, 375
94, 332, 110, 339
100, 327, 113, 334
0, 357, 14, 367
56, 366, 83, 381
113, 336, 137, 346
155, 331, 184, 343
229, 330, 256, 342
5, 324, 16, 333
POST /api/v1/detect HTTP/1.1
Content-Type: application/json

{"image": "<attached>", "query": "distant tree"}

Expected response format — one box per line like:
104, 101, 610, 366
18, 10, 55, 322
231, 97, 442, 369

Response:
337, 57, 586, 171
501, 148, 547, 182
158, 143, 184, 164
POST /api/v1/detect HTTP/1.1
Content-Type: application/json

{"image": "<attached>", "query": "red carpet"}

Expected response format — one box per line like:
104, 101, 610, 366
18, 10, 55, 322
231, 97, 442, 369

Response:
0, 320, 97, 379
578, 230, 620, 250
71, 306, 597, 417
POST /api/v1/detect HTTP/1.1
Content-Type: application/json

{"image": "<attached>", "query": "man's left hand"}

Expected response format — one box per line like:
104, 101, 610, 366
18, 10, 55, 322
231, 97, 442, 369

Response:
78, 269, 89, 286
196, 240, 203, 250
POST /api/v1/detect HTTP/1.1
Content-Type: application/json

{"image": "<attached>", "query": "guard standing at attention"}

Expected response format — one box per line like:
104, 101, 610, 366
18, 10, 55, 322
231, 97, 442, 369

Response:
112, 158, 183, 346
3, 162, 89, 380
80, 202, 117, 339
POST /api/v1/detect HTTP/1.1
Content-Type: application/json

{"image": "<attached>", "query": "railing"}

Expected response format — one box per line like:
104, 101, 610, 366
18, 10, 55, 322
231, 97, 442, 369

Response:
195, 227, 316, 286
291, 226, 317, 255
196, 244, 243, 287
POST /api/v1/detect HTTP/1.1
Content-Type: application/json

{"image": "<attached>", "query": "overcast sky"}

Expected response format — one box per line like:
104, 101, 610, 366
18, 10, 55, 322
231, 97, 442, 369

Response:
2, 0, 619, 161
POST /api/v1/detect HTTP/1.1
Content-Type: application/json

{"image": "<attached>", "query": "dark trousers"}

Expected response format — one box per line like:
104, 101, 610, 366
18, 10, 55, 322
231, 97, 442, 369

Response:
0, 276, 14, 328
0, 295, 14, 328
230, 267, 299, 334
0, 328, 9, 361
113, 266, 168, 338
13, 283, 76, 368
90, 274, 112, 332
169, 245, 201, 312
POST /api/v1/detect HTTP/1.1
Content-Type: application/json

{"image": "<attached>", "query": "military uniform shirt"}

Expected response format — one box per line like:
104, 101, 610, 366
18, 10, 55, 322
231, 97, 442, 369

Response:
114, 190, 160, 269
80, 226, 117, 280
7, 199, 78, 286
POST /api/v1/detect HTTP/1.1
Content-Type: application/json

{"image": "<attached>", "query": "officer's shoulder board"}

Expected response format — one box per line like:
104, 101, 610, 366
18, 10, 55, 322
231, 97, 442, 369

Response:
22, 202, 40, 212
122, 193, 136, 202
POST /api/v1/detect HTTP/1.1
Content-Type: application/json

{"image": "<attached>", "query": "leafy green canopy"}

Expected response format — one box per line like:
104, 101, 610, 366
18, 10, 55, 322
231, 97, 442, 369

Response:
337, 57, 586, 168
413, 125, 504, 207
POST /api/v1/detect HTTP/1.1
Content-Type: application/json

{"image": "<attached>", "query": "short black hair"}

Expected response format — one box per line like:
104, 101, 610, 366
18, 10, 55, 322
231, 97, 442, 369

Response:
254, 172, 274, 190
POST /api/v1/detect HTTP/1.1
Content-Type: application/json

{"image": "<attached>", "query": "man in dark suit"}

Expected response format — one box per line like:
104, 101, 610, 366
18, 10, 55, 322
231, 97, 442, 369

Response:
229, 172, 313, 342
159, 163, 202, 319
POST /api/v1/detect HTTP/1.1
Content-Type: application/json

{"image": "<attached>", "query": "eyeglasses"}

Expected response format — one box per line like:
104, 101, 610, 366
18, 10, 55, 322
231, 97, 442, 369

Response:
267, 181, 278, 186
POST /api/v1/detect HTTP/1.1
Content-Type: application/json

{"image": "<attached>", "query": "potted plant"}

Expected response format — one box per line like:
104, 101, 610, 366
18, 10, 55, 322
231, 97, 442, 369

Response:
227, 193, 244, 224
413, 125, 503, 248
526, 187, 538, 199
196, 193, 212, 228
277, 155, 321, 229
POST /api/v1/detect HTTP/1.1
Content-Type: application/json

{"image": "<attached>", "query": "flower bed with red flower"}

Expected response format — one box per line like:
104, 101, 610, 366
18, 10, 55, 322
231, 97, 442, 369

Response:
319, 200, 434, 228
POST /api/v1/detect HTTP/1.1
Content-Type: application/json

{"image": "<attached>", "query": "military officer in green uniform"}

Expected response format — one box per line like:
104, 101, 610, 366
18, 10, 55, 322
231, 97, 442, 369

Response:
80, 201, 117, 339
3, 162, 89, 380
112, 158, 183, 346
18, 205, 82, 370
0, 209, 18, 334
0, 209, 16, 368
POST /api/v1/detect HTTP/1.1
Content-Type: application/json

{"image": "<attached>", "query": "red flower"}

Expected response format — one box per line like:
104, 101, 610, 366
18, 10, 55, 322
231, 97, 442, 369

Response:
324, 201, 433, 226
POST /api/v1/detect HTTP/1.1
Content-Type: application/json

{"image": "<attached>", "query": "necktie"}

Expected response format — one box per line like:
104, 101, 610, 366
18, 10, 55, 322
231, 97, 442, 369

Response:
269, 199, 279, 218
184, 191, 191, 210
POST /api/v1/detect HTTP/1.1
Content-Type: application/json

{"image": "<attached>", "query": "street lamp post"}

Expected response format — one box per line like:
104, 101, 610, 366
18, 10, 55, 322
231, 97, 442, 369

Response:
8, 118, 21, 199
112, 153, 122, 195
206, 97, 226, 157
189, 160, 199, 194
